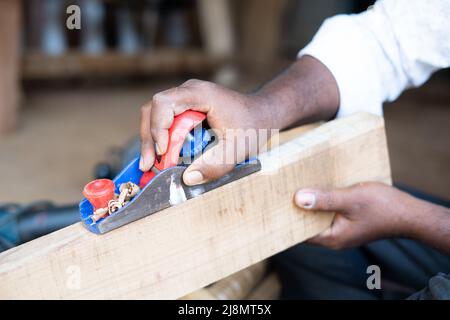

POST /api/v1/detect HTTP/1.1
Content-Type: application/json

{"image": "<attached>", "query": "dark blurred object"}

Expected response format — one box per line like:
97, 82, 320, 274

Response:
0, 136, 141, 253
94, 162, 115, 180
21, 0, 213, 81
41, 0, 67, 55
354, 0, 376, 13
94, 137, 141, 179
282, 0, 354, 58
115, 1, 141, 53
0, 201, 79, 253
396, 184, 450, 208
80, 0, 106, 55
23, 0, 199, 55
24, 0, 44, 51
158, 0, 197, 48
141, 0, 161, 49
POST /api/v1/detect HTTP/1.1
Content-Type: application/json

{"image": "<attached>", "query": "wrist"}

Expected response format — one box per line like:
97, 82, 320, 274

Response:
246, 91, 280, 130
248, 56, 340, 131
400, 196, 450, 240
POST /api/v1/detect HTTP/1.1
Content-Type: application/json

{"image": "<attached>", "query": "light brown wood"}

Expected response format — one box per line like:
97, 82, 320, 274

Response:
22, 49, 221, 80
207, 261, 267, 300
240, 0, 289, 73
0, 0, 22, 134
179, 288, 216, 300
268, 123, 322, 149
0, 112, 391, 299
181, 261, 267, 300
246, 272, 281, 300
198, 0, 235, 59
181, 125, 319, 301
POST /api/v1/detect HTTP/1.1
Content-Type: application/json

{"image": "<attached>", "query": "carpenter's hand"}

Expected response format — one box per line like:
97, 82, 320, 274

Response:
294, 182, 422, 249
140, 79, 271, 185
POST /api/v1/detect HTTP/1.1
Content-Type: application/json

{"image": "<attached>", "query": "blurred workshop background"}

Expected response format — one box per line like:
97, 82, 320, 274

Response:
0, 0, 449, 249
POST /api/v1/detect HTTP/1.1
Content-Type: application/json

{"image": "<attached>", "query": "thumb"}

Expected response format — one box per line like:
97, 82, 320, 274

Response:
183, 139, 236, 186
294, 188, 350, 211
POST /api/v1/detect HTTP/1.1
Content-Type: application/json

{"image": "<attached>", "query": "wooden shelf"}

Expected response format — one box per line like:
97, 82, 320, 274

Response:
22, 48, 223, 80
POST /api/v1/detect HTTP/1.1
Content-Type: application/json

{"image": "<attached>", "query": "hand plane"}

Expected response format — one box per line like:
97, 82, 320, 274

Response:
79, 111, 261, 234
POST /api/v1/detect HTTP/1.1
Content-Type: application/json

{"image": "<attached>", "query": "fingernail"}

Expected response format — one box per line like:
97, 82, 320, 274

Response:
184, 170, 204, 186
139, 156, 146, 171
155, 143, 163, 155
295, 192, 316, 209
139, 156, 149, 171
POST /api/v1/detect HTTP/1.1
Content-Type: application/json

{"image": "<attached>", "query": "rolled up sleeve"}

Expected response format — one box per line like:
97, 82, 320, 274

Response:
298, 0, 450, 117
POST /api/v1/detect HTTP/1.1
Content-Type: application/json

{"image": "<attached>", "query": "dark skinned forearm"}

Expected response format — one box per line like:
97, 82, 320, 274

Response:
408, 200, 450, 255
251, 55, 340, 130
250, 57, 450, 255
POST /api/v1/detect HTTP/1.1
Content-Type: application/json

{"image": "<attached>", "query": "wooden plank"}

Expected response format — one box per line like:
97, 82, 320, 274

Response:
0, 112, 391, 299
269, 123, 321, 149
180, 125, 319, 300
0, 0, 22, 134
179, 124, 320, 300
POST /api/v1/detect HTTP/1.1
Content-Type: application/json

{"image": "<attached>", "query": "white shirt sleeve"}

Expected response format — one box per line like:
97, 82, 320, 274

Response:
298, 0, 450, 117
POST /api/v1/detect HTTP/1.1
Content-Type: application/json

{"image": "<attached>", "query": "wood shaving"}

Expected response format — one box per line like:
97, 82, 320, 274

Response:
90, 182, 141, 223
108, 199, 123, 214
92, 207, 108, 223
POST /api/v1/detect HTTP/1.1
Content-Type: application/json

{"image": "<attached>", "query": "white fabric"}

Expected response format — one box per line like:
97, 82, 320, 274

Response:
299, 0, 450, 117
